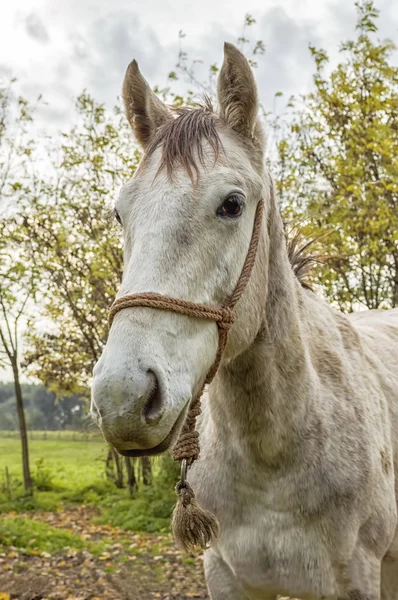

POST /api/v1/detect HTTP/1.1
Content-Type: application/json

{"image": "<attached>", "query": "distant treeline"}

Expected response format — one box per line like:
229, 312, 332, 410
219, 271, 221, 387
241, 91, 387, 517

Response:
0, 383, 87, 431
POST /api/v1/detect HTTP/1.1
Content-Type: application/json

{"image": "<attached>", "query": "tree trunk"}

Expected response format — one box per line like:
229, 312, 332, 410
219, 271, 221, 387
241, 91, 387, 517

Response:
124, 458, 137, 498
393, 257, 398, 308
105, 448, 114, 482
12, 360, 32, 493
141, 456, 152, 486
112, 447, 124, 488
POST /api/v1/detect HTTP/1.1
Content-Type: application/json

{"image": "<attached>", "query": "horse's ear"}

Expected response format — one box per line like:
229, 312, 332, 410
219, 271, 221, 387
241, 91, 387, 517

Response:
217, 43, 259, 141
122, 60, 172, 149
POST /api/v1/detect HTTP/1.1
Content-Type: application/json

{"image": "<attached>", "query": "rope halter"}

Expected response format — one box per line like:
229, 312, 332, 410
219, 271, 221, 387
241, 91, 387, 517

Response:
108, 199, 264, 551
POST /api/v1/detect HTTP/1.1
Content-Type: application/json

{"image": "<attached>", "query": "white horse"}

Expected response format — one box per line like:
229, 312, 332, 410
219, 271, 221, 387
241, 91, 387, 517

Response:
91, 43, 398, 599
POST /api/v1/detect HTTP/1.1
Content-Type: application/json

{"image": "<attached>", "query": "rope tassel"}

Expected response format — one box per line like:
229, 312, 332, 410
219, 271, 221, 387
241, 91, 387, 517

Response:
171, 397, 220, 551
172, 480, 220, 552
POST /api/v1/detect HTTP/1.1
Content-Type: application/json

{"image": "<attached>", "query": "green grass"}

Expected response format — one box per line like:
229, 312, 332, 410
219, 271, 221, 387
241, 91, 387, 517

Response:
0, 435, 112, 513
97, 485, 175, 533
0, 436, 108, 488
0, 433, 179, 535
0, 516, 106, 555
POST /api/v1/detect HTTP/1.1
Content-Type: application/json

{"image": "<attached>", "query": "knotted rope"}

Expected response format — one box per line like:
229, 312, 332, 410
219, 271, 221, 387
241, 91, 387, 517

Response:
109, 199, 264, 551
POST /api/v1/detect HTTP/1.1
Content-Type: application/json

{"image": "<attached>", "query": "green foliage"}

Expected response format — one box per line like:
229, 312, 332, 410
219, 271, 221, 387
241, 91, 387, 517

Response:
0, 80, 37, 210
0, 435, 108, 494
33, 458, 57, 491
0, 80, 42, 492
60, 480, 116, 505
268, 0, 398, 310
98, 456, 179, 533
17, 94, 140, 395
0, 82, 38, 358
0, 490, 62, 514
0, 435, 180, 534
0, 517, 106, 555
238, 14, 265, 68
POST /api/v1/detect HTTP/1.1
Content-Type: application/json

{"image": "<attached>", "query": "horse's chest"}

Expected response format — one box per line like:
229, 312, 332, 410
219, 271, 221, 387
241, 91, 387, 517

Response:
218, 512, 336, 598
190, 461, 338, 598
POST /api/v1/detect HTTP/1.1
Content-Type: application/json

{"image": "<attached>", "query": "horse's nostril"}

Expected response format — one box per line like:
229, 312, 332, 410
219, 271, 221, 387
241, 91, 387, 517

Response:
142, 370, 163, 423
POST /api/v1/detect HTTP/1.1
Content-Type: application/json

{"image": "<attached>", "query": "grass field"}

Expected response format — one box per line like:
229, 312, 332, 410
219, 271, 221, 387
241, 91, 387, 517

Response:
0, 434, 108, 488
0, 433, 207, 597
0, 432, 178, 532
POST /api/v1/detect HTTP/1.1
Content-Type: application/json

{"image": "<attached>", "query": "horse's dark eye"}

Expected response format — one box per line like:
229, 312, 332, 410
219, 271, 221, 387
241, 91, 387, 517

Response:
217, 194, 244, 218
114, 209, 122, 226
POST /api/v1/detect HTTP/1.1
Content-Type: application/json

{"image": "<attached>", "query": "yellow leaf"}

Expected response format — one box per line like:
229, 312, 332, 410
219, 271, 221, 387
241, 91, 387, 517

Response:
99, 553, 111, 560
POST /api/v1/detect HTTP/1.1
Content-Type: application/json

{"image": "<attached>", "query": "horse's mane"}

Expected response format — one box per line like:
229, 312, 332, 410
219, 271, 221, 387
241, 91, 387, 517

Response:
146, 97, 221, 182
146, 100, 321, 290
286, 230, 327, 291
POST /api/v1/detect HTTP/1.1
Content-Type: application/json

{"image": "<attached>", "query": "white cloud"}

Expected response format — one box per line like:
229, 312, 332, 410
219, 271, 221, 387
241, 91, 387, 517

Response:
1, 0, 396, 137
25, 12, 50, 43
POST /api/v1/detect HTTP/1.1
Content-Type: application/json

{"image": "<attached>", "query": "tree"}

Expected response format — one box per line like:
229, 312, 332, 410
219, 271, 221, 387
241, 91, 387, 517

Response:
21, 94, 139, 394
269, 0, 398, 311
0, 225, 36, 492
0, 81, 39, 493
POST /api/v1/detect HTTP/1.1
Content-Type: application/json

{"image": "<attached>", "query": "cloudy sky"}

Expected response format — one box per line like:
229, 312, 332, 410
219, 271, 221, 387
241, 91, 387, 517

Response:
1, 0, 397, 135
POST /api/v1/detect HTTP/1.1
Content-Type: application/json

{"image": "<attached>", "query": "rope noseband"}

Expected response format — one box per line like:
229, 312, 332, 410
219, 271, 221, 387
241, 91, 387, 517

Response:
108, 199, 264, 551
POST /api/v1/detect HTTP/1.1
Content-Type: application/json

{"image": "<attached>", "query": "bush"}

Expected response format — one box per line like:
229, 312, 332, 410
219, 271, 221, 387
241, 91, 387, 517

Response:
33, 458, 58, 491
60, 480, 116, 504
0, 517, 86, 553
0, 516, 108, 555
97, 490, 174, 533
97, 455, 180, 533
0, 490, 61, 514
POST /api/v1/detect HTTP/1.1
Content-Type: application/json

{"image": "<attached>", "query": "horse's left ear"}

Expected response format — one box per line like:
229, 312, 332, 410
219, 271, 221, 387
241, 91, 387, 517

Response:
217, 42, 259, 141
122, 59, 172, 149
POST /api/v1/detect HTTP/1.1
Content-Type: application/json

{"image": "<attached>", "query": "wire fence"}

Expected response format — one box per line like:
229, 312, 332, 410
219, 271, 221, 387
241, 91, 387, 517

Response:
0, 430, 102, 442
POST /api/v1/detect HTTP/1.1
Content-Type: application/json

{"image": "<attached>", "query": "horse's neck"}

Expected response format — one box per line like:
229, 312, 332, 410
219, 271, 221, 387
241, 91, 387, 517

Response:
210, 187, 317, 464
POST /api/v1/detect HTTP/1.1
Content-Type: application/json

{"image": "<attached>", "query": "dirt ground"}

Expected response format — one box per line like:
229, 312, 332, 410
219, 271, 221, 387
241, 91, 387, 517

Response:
0, 506, 209, 600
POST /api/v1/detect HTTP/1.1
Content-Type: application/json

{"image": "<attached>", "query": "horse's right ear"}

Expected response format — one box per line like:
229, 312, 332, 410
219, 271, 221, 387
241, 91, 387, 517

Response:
217, 43, 259, 141
122, 60, 172, 149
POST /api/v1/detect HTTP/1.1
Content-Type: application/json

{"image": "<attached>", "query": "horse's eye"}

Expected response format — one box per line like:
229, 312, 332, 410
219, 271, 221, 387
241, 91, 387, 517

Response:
217, 194, 244, 218
114, 209, 122, 226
